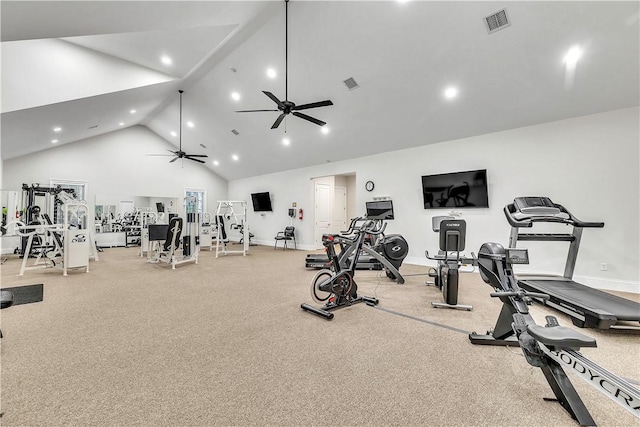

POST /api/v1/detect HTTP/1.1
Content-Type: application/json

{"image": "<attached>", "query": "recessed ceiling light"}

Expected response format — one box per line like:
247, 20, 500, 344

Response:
563, 45, 582, 66
282, 138, 290, 146
232, 154, 239, 161
119, 122, 124, 126
267, 68, 277, 79
321, 127, 329, 135
231, 92, 240, 101
213, 160, 219, 166
444, 87, 458, 99
161, 55, 172, 65
187, 121, 194, 128
170, 131, 177, 137
130, 109, 137, 114
53, 127, 62, 132
51, 139, 58, 144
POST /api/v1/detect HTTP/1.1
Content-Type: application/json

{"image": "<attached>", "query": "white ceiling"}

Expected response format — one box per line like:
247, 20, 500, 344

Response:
2, 1, 638, 181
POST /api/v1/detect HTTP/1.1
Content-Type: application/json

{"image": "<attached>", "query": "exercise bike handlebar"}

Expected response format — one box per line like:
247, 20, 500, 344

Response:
363, 219, 386, 235
341, 217, 385, 236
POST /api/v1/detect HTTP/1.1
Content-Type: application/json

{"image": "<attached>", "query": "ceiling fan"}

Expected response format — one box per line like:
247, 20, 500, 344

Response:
236, 0, 333, 129
150, 90, 208, 164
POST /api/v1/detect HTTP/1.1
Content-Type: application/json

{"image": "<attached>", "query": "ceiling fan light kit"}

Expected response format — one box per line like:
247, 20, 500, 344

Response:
235, 0, 333, 129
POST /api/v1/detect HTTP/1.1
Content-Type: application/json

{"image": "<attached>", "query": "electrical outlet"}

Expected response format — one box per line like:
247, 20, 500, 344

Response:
600, 263, 608, 271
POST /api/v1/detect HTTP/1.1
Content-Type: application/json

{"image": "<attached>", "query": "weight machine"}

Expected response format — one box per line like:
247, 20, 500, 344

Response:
199, 212, 215, 251
138, 211, 158, 257
147, 196, 199, 269
9, 190, 97, 276
215, 201, 249, 257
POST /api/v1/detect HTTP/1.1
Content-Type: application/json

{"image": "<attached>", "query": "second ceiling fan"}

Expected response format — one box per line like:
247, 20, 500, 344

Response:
150, 90, 208, 164
236, 0, 333, 129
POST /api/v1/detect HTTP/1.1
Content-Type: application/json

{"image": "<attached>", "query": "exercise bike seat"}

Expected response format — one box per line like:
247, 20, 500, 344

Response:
527, 324, 597, 350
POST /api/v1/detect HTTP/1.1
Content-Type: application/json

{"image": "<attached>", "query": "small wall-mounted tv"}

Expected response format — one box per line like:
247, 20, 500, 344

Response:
421, 169, 489, 209
251, 192, 273, 212
366, 200, 394, 220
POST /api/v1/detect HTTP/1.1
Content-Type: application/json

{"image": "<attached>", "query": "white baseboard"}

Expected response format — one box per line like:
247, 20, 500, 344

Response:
253, 239, 317, 251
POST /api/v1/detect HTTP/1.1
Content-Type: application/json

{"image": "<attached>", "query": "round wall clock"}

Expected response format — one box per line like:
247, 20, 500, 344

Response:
365, 181, 375, 192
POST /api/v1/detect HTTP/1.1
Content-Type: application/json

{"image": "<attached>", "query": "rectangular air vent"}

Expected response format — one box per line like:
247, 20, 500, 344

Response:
343, 77, 359, 90
231, 129, 239, 135
485, 8, 510, 34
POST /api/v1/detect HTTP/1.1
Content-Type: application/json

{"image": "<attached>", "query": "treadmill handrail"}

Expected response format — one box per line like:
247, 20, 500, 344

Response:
505, 202, 604, 229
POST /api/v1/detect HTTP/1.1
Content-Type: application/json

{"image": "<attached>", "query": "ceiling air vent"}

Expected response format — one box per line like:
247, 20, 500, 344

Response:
484, 8, 510, 34
231, 129, 239, 135
343, 77, 359, 90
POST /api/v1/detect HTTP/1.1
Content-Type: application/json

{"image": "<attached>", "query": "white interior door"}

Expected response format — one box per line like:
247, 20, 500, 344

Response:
314, 182, 331, 248
333, 186, 347, 233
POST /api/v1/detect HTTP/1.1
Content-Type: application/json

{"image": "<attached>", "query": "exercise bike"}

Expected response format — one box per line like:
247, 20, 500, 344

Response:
425, 217, 475, 310
470, 242, 640, 425
301, 218, 396, 320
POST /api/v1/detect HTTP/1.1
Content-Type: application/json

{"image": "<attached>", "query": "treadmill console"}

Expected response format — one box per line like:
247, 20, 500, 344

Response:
513, 197, 560, 216
506, 248, 529, 265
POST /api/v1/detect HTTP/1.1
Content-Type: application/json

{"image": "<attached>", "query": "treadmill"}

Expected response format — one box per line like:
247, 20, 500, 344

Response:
305, 200, 407, 274
505, 196, 640, 331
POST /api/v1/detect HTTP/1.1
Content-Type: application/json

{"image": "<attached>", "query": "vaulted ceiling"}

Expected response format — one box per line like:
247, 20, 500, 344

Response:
2, 1, 638, 181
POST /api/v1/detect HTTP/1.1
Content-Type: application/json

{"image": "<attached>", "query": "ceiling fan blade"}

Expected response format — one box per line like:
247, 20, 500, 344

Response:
292, 111, 326, 126
271, 114, 286, 129
236, 109, 280, 113
185, 154, 208, 158
147, 154, 175, 157
169, 156, 179, 163
292, 100, 334, 111
263, 91, 285, 108
185, 156, 206, 164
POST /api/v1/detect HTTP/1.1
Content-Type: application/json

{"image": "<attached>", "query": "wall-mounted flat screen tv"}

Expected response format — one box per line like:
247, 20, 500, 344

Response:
251, 192, 273, 212
421, 169, 489, 209
366, 200, 394, 220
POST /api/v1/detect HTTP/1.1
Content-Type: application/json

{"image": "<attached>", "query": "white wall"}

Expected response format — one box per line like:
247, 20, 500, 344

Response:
2, 125, 227, 216
229, 107, 639, 293
2, 109, 637, 292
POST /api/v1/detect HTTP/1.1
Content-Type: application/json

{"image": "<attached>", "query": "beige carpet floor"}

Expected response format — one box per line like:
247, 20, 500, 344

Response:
1, 244, 638, 426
